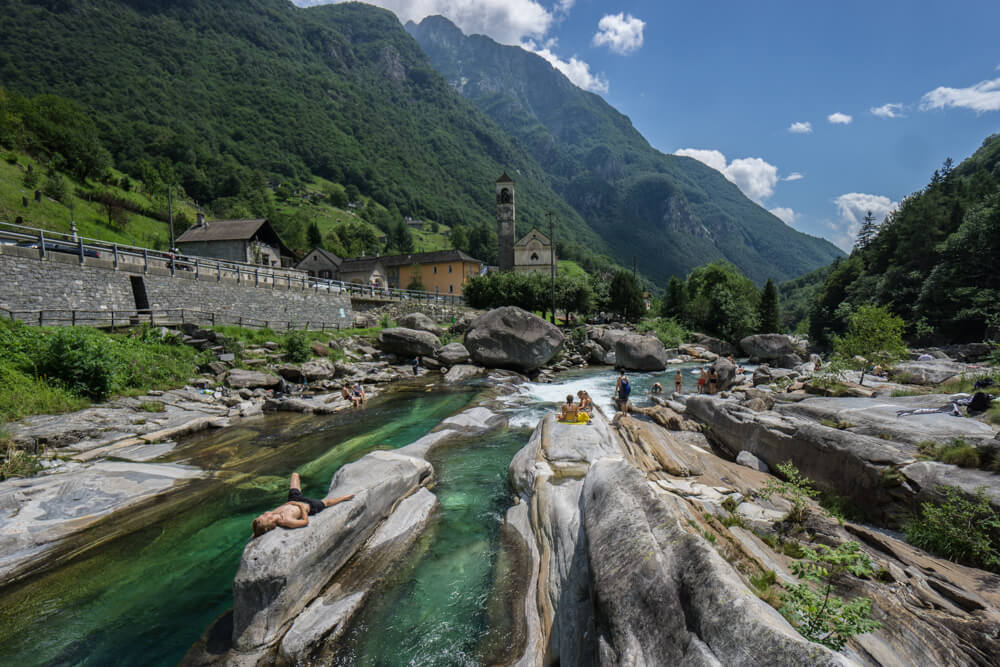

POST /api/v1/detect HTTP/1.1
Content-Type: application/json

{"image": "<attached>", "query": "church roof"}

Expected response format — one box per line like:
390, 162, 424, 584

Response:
496, 172, 514, 183
514, 228, 551, 247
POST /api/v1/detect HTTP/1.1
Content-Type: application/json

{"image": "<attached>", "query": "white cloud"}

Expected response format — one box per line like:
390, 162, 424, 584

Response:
295, 0, 555, 45
674, 149, 779, 204
828, 192, 899, 251
827, 112, 853, 125
920, 76, 1000, 113
788, 121, 812, 134
592, 13, 645, 55
529, 45, 609, 93
870, 103, 904, 119
783, 172, 804, 181
769, 207, 798, 225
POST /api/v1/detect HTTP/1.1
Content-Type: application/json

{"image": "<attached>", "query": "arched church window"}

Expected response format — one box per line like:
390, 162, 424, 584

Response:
500, 188, 512, 204
531, 252, 539, 261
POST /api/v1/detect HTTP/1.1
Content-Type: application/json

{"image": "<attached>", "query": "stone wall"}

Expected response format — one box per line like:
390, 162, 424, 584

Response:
0, 246, 353, 328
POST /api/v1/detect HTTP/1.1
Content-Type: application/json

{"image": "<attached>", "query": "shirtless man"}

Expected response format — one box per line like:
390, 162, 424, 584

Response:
251, 472, 355, 538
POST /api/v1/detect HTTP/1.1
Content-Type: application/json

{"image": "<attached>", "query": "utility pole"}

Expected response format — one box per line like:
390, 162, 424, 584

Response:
168, 185, 175, 251
548, 211, 556, 324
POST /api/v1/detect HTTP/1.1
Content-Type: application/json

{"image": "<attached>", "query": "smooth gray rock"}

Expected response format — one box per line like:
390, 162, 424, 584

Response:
443, 363, 484, 384
775, 352, 804, 369
740, 333, 800, 361
231, 450, 431, 651
711, 357, 737, 391
615, 334, 668, 371
736, 450, 770, 473
226, 369, 281, 389
275, 359, 335, 383
900, 461, 1000, 515
752, 364, 797, 386
690, 333, 739, 357
376, 327, 441, 358
888, 360, 974, 385
437, 342, 470, 365
397, 312, 443, 337
581, 339, 607, 365
464, 307, 564, 372
583, 458, 849, 666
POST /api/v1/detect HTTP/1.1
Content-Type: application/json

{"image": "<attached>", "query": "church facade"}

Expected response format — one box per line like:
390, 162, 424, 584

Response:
495, 173, 555, 275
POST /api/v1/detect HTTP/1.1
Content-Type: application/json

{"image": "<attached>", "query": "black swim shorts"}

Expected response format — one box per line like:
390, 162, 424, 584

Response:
288, 488, 326, 515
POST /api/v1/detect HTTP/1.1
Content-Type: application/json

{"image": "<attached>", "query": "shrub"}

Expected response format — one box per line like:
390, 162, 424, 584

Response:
758, 461, 821, 524
779, 541, 880, 651
38, 327, 120, 400
917, 438, 982, 468
284, 330, 312, 363
1, 443, 41, 481
637, 317, 688, 348
903, 485, 1000, 572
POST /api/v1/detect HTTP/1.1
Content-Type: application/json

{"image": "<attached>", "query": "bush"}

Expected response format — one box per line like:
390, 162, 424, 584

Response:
903, 485, 1000, 572
38, 327, 120, 400
917, 438, 982, 468
284, 330, 312, 363
758, 461, 820, 524
637, 317, 688, 348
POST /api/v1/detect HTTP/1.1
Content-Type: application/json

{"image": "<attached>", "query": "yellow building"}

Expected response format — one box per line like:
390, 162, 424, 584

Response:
383, 250, 485, 296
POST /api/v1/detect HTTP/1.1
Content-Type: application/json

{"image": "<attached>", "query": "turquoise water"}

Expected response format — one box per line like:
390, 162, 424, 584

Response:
0, 388, 475, 667
336, 428, 529, 666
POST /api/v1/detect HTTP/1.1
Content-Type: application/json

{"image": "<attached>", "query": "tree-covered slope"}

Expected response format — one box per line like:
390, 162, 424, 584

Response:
0, 0, 612, 267
407, 15, 844, 285
809, 134, 1000, 346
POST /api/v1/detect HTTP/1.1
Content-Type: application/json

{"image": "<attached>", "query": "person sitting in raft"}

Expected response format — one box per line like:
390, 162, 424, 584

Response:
576, 390, 594, 414
650, 382, 663, 395
559, 394, 581, 422
674, 370, 683, 394
251, 472, 355, 538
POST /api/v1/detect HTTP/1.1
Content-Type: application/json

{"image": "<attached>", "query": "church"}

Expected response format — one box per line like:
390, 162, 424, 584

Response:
495, 173, 556, 275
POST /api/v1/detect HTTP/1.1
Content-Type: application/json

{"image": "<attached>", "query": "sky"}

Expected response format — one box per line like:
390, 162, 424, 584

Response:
294, 0, 1000, 252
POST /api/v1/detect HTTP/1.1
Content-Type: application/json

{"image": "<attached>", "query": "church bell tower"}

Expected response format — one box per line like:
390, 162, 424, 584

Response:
496, 172, 515, 272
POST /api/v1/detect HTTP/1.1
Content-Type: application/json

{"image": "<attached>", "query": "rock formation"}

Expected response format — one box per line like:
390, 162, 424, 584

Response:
614, 334, 669, 371
464, 307, 564, 372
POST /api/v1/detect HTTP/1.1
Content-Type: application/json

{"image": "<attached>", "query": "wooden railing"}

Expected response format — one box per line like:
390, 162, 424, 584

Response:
0, 307, 351, 331
0, 220, 466, 305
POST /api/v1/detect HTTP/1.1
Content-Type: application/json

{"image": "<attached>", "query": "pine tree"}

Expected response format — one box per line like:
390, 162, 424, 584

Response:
759, 278, 780, 333
660, 275, 687, 320
854, 210, 878, 251
307, 221, 323, 249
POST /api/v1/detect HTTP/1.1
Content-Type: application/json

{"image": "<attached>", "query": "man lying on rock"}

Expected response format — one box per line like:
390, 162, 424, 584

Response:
251, 472, 355, 538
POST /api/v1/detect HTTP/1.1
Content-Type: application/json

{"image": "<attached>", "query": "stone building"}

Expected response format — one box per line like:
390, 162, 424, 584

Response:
296, 248, 342, 279
514, 228, 555, 275
175, 215, 295, 267
495, 173, 556, 275
338, 256, 388, 287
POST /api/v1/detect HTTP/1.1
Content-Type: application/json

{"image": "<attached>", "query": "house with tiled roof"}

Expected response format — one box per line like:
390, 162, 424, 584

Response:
296, 247, 343, 279
379, 249, 484, 296
338, 256, 388, 288
175, 215, 295, 266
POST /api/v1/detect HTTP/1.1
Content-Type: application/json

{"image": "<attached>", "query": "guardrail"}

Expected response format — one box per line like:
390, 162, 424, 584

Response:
0, 307, 351, 331
0, 220, 465, 305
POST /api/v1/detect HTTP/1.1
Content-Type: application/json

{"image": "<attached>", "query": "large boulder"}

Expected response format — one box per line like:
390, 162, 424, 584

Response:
436, 342, 470, 366
397, 312, 443, 337
739, 333, 800, 361
377, 327, 441, 358
888, 360, 973, 385
690, 333, 739, 357
710, 357, 737, 391
615, 334, 668, 371
464, 307, 564, 372
752, 364, 798, 387
275, 359, 335, 383
226, 369, 281, 389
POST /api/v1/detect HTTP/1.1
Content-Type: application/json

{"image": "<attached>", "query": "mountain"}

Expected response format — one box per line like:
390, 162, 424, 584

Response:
406, 16, 844, 285
0, 0, 610, 268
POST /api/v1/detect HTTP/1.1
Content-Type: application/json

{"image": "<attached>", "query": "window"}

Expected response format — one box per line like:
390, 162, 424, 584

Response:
449, 285, 453, 293
531, 252, 539, 261
433, 266, 437, 274
448, 265, 452, 273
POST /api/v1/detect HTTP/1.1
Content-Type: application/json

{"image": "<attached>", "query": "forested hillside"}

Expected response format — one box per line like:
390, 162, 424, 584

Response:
0, 0, 614, 269
809, 134, 1000, 346
407, 16, 843, 285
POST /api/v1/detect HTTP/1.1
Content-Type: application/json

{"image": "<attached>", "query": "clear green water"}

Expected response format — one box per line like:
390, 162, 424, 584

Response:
336, 427, 529, 666
0, 388, 475, 667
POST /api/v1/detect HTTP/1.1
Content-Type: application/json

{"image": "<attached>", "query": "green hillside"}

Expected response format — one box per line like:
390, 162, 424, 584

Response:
407, 16, 844, 285
0, 0, 616, 270
809, 134, 1000, 346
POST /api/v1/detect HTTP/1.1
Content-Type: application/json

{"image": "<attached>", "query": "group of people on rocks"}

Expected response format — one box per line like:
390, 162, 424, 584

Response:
340, 382, 367, 408
559, 389, 594, 423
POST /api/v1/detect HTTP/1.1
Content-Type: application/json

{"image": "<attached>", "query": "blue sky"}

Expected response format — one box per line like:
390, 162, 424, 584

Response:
298, 0, 1000, 251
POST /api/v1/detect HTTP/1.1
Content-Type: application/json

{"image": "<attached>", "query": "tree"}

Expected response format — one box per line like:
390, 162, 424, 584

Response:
832, 305, 907, 384
659, 275, 687, 319
325, 183, 348, 208
450, 225, 468, 254
684, 261, 760, 342
307, 221, 323, 249
42, 171, 67, 202
609, 270, 644, 321
387, 218, 414, 252
759, 278, 781, 333
345, 184, 361, 203
854, 210, 878, 252
556, 275, 594, 320
22, 168, 38, 189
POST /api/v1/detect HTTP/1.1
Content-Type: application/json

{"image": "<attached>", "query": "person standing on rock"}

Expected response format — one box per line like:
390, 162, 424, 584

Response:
697, 367, 708, 394
412, 356, 421, 376
709, 368, 719, 395
250, 472, 355, 538
615, 369, 631, 413
674, 370, 683, 395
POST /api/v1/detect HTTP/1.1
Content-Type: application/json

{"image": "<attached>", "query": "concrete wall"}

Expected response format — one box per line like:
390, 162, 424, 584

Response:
0, 246, 353, 328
